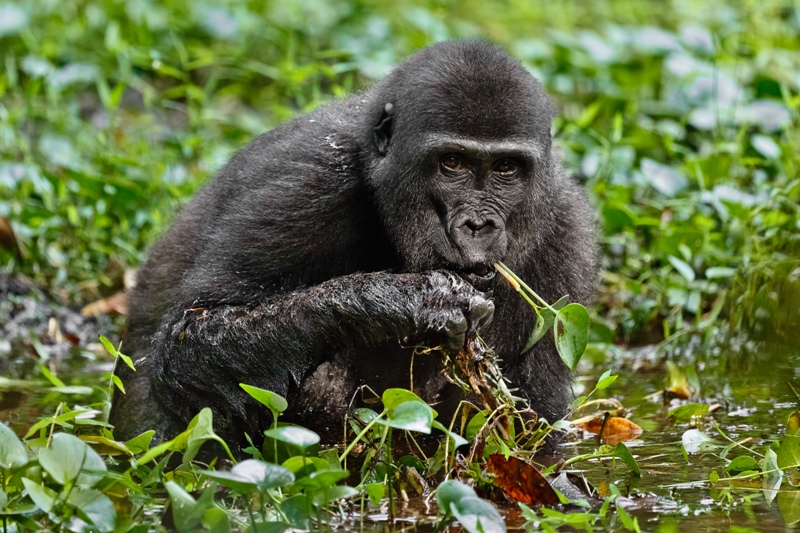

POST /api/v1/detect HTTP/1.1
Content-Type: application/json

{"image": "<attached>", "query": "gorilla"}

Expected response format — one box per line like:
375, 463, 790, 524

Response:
109, 40, 598, 452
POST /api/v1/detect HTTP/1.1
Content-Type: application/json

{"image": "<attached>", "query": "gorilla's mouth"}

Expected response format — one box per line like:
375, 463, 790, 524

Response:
460, 263, 497, 290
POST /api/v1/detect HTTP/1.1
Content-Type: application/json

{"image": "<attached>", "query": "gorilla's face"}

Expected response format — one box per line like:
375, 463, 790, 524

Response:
418, 134, 543, 288
368, 129, 546, 290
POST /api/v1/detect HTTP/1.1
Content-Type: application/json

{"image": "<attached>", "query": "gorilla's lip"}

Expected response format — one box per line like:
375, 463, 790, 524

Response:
459, 263, 497, 290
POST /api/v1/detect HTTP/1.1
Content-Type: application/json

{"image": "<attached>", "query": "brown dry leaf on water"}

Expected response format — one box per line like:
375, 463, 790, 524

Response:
577, 416, 643, 444
81, 292, 128, 316
486, 453, 559, 506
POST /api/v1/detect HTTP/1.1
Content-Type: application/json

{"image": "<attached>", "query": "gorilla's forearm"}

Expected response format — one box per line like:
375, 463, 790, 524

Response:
149, 270, 491, 425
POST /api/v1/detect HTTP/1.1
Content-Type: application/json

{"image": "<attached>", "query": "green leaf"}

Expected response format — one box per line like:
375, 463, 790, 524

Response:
311, 484, 358, 505
38, 433, 106, 487
668, 403, 709, 421
183, 408, 235, 464
201, 460, 294, 494
450, 496, 506, 533
704, 267, 736, 279
0, 423, 28, 469
596, 370, 618, 390
166, 481, 201, 533
778, 490, 800, 525
613, 442, 640, 476
554, 303, 590, 370
668, 256, 695, 282
280, 494, 311, 529
616, 503, 640, 532
377, 401, 434, 433
294, 470, 350, 496
67, 487, 117, 532
281, 456, 330, 475
124, 430, 155, 454
776, 435, 800, 471
726, 455, 760, 474
381, 388, 436, 417
263, 426, 320, 451
436, 479, 477, 515
240, 384, 288, 415
437, 480, 506, 533
201, 505, 231, 533
365, 483, 385, 505
21, 478, 57, 513
98, 335, 118, 357
522, 306, 555, 353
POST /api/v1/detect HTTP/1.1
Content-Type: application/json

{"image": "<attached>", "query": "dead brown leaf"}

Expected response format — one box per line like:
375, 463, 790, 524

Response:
81, 292, 128, 316
0, 216, 21, 258
486, 453, 559, 506
577, 415, 643, 444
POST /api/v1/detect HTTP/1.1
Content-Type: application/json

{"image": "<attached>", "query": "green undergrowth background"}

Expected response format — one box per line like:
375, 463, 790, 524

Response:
2, 0, 799, 345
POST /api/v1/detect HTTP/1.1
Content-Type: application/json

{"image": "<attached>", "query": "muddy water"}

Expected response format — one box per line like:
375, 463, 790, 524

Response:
1, 283, 799, 531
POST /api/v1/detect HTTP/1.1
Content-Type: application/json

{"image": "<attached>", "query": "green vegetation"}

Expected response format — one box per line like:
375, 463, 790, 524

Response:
1, 0, 799, 531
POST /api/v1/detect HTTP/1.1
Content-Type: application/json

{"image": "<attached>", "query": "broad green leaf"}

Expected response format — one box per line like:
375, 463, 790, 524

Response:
39, 433, 106, 487
281, 456, 329, 475
293, 469, 349, 492
596, 370, 618, 390
183, 408, 235, 464
554, 303, 590, 370
165, 481, 201, 533
377, 401, 433, 433
201, 460, 294, 494
311, 484, 358, 505
778, 490, 800, 525
726, 455, 760, 474
613, 442, 640, 476
668, 403, 709, 421
66, 487, 116, 532
436, 480, 477, 514
668, 256, 695, 282
365, 483, 386, 505
263, 426, 320, 451
280, 494, 311, 529
381, 388, 433, 414
125, 430, 155, 454
240, 384, 288, 415
201, 506, 231, 533
21, 478, 57, 512
776, 435, 800, 471
0, 423, 28, 469
437, 481, 506, 533
450, 496, 506, 533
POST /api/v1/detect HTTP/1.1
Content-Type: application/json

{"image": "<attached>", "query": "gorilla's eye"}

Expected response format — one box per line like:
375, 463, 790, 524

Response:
493, 159, 519, 175
441, 155, 465, 171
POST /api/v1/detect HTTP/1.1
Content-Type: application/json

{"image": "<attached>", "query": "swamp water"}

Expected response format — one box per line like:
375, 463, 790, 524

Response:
1, 281, 799, 532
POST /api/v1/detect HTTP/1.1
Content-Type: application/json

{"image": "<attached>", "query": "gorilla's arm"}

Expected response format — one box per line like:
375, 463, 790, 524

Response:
148, 270, 491, 440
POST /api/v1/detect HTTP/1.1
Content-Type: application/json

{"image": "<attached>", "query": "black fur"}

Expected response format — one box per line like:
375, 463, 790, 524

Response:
109, 40, 598, 451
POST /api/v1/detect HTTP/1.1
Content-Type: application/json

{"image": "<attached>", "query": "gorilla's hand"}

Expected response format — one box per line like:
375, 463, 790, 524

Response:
412, 271, 495, 352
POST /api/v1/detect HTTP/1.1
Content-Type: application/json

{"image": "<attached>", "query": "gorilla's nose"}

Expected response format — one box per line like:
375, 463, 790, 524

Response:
455, 216, 501, 240
451, 215, 504, 257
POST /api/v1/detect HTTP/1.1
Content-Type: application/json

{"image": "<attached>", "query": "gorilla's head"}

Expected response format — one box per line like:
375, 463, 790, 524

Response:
362, 40, 557, 289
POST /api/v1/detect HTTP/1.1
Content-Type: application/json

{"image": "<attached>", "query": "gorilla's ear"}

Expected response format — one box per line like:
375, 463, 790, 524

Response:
372, 103, 394, 156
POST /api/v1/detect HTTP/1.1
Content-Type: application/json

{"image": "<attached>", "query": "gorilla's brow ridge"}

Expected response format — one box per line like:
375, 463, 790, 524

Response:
419, 133, 546, 162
